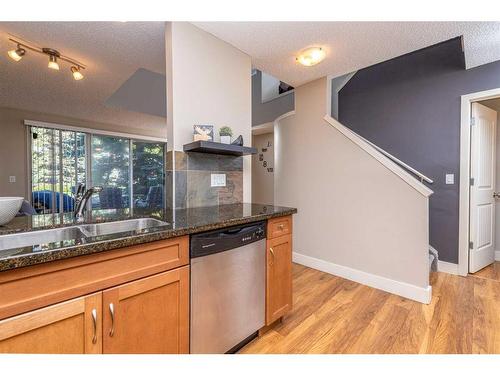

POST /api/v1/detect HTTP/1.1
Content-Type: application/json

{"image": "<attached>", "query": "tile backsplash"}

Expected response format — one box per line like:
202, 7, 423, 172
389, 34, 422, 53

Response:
166, 151, 243, 209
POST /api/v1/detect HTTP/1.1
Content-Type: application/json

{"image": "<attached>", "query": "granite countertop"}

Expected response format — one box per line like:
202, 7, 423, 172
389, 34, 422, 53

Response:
0, 203, 297, 272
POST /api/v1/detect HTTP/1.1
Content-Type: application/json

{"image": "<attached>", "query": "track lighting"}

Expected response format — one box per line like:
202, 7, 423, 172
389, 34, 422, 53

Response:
6, 36, 86, 80
7, 45, 25, 61
71, 66, 84, 80
47, 54, 60, 71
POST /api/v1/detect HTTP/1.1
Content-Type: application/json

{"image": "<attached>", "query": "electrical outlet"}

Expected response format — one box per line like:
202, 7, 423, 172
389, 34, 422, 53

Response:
9, 176, 16, 183
445, 174, 454, 185
211, 173, 226, 187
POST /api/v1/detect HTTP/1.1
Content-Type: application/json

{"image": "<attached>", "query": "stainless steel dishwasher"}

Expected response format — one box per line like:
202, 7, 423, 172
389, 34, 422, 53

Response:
190, 221, 266, 354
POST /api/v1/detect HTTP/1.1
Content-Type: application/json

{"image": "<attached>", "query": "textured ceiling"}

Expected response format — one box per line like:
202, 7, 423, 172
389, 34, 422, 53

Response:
0, 22, 166, 137
193, 22, 500, 87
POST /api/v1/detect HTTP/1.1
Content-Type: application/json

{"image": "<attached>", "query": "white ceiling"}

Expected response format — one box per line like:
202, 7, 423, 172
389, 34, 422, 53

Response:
194, 22, 500, 87
0, 22, 166, 137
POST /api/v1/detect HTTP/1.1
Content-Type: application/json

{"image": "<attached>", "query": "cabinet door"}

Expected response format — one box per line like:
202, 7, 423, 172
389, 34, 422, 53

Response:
266, 234, 293, 325
0, 293, 102, 354
102, 266, 189, 354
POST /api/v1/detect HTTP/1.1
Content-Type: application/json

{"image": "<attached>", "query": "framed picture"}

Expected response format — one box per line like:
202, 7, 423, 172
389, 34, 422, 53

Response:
193, 125, 214, 141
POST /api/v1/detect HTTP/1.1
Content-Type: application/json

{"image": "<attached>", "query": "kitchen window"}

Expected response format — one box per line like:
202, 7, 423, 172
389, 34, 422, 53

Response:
28, 121, 166, 214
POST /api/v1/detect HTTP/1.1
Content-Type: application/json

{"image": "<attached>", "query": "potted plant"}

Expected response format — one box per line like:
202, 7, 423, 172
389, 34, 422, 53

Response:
219, 126, 233, 144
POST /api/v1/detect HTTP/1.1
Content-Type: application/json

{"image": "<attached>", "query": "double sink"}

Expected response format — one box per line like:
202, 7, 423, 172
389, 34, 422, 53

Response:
0, 218, 169, 251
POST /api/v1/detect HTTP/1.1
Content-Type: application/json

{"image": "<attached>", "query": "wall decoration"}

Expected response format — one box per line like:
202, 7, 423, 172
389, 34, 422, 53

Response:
193, 125, 214, 141
253, 134, 274, 176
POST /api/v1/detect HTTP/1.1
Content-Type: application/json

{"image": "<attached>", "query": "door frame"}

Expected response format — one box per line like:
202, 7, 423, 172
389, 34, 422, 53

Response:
459, 87, 500, 276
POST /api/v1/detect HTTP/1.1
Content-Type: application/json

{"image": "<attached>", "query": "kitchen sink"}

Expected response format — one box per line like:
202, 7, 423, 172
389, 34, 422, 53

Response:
0, 226, 87, 251
78, 218, 169, 237
0, 218, 169, 251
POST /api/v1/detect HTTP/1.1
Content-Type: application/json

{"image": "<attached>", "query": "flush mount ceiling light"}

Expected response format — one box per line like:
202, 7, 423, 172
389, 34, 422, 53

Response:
296, 47, 326, 67
7, 36, 86, 80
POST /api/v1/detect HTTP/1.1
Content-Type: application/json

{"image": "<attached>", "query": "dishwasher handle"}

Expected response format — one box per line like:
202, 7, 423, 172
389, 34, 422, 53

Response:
223, 227, 246, 235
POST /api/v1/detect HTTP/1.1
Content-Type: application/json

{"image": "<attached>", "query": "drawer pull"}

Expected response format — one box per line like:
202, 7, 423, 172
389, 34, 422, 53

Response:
278, 224, 284, 230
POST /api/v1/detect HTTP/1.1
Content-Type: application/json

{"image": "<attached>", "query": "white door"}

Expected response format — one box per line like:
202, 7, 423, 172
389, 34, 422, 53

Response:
470, 102, 497, 273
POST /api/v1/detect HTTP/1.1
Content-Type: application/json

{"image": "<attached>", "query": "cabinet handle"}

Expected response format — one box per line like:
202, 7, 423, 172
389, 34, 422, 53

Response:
109, 303, 115, 337
269, 247, 275, 266
91, 308, 98, 344
278, 224, 284, 230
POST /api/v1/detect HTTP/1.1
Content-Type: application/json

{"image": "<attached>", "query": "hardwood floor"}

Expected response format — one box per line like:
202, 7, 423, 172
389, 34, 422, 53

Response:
239, 263, 500, 354
473, 262, 500, 283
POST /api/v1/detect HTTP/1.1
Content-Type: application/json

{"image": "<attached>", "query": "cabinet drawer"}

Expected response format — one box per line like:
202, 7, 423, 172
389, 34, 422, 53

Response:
0, 236, 189, 320
267, 215, 292, 239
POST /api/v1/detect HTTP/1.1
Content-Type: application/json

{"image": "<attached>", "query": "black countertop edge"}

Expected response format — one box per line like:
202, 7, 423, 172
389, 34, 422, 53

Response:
0, 207, 297, 272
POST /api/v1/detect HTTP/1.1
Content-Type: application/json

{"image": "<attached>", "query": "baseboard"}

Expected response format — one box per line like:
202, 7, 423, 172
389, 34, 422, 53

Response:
496, 251, 500, 261
437, 260, 460, 275
292, 252, 432, 304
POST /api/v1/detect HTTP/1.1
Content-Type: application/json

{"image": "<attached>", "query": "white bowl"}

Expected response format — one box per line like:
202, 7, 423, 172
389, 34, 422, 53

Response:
0, 197, 24, 226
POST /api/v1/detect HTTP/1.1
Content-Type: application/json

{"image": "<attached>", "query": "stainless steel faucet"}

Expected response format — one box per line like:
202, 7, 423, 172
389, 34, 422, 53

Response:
74, 184, 103, 223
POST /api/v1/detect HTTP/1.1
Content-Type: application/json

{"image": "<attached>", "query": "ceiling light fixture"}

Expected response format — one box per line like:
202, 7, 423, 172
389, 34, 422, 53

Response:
296, 47, 326, 67
71, 66, 84, 80
45, 49, 60, 70
7, 36, 86, 80
7, 45, 25, 61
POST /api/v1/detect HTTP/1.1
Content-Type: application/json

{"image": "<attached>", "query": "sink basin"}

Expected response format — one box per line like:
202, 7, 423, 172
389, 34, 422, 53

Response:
78, 218, 169, 237
0, 218, 169, 252
0, 226, 87, 251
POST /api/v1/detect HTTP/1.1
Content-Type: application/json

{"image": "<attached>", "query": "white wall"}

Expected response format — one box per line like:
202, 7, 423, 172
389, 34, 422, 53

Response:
252, 132, 274, 205
165, 22, 252, 202
275, 77, 431, 302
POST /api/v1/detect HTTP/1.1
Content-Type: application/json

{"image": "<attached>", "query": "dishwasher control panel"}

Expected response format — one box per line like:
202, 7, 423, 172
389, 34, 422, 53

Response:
190, 221, 266, 258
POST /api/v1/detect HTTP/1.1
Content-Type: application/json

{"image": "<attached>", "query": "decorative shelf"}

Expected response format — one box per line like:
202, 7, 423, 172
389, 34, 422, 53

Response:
183, 141, 257, 156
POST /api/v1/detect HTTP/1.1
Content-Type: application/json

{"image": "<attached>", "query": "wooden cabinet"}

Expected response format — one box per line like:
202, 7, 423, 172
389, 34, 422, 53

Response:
102, 266, 190, 354
0, 293, 102, 354
266, 216, 293, 325
0, 236, 189, 321
0, 267, 190, 354
0, 237, 190, 354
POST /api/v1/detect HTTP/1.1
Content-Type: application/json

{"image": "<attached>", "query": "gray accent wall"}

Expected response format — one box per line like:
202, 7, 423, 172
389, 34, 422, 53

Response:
252, 70, 295, 126
337, 37, 500, 264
